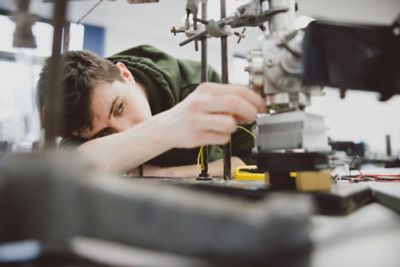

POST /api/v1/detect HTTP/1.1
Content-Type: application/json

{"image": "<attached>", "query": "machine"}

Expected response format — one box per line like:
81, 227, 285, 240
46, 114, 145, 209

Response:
172, 0, 400, 191
247, 0, 399, 190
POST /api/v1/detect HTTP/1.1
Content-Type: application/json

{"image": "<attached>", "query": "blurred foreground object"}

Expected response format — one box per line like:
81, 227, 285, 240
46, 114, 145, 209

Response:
0, 152, 313, 266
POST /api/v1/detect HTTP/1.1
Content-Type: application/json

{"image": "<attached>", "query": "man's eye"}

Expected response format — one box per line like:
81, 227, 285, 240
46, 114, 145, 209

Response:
115, 102, 124, 116
95, 129, 111, 138
99, 131, 108, 137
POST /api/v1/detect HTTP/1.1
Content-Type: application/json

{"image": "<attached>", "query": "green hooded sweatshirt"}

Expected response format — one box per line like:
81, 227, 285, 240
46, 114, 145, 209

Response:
61, 45, 256, 167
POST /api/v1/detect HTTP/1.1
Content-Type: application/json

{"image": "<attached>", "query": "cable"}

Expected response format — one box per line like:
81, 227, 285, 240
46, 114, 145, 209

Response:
236, 125, 256, 141
76, 0, 104, 25
64, 0, 104, 51
340, 173, 400, 182
349, 155, 361, 177
197, 145, 204, 172
196, 126, 256, 172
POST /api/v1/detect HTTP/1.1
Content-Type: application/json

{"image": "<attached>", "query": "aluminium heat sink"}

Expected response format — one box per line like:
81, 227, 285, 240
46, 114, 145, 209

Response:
256, 111, 331, 152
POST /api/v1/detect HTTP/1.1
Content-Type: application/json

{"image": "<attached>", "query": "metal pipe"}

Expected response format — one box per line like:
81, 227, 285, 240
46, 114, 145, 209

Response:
63, 22, 71, 54
269, 0, 295, 38
44, 0, 68, 148
179, 30, 207, 46
221, 0, 231, 180
386, 134, 392, 157
198, 0, 210, 179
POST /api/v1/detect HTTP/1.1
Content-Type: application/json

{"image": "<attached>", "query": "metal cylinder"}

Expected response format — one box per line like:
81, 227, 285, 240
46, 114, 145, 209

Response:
44, 0, 68, 148
269, 0, 295, 37
221, 0, 231, 180
198, 0, 210, 179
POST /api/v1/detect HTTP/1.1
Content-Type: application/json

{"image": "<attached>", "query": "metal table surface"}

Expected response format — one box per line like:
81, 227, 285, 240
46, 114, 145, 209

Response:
69, 183, 400, 267
311, 202, 400, 267
69, 201, 400, 267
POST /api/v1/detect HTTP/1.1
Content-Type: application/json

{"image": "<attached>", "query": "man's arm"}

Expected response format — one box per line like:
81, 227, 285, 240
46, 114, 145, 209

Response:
77, 83, 265, 174
136, 157, 245, 178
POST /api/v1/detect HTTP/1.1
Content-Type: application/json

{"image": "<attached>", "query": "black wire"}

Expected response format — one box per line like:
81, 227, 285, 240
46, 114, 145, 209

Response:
349, 155, 361, 177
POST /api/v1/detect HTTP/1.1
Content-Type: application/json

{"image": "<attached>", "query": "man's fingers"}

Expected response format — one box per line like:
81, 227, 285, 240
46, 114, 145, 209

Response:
167, 82, 265, 149
200, 96, 258, 123
200, 131, 231, 145
197, 82, 265, 113
192, 114, 237, 134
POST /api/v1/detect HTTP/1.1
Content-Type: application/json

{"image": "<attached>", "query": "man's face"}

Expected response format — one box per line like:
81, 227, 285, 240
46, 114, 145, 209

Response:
78, 76, 152, 140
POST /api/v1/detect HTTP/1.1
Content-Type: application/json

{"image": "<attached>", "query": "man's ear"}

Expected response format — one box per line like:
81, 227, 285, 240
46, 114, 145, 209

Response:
116, 62, 135, 83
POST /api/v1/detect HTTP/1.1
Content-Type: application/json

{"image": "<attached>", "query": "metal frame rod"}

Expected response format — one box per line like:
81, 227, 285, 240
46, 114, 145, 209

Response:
44, 0, 68, 148
63, 21, 71, 54
221, 0, 231, 180
198, 0, 210, 179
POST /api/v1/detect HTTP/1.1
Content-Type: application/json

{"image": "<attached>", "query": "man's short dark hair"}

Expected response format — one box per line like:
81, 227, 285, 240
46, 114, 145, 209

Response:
37, 50, 123, 137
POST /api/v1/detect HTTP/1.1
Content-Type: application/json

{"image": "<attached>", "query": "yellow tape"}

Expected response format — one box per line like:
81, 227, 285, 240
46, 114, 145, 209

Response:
234, 165, 267, 182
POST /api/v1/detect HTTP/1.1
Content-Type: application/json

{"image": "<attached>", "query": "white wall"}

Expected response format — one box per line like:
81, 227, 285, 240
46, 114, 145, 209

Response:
104, 20, 262, 74
307, 89, 400, 157
102, 0, 262, 75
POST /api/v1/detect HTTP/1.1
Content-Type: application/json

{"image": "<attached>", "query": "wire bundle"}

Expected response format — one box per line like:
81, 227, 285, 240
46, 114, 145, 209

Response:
340, 173, 400, 182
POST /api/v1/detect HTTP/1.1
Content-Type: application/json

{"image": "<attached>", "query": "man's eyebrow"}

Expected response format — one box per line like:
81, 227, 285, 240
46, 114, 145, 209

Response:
108, 97, 118, 119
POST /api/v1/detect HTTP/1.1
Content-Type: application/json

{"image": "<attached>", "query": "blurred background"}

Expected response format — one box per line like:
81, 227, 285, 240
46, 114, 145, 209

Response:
0, 0, 399, 156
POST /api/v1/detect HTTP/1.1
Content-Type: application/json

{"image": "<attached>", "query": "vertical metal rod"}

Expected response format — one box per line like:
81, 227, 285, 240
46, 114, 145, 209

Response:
221, 0, 231, 180
386, 134, 392, 157
63, 22, 71, 54
193, 7, 199, 52
198, 0, 210, 179
44, 0, 68, 148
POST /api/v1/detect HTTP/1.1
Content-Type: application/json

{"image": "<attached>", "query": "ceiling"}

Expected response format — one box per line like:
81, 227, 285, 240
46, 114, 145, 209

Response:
0, 0, 398, 27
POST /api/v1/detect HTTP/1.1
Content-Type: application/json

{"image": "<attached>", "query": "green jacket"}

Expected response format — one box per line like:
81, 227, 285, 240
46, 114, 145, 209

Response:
61, 45, 256, 167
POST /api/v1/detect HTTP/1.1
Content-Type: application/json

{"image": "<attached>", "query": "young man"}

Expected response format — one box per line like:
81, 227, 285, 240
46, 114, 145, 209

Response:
37, 45, 265, 177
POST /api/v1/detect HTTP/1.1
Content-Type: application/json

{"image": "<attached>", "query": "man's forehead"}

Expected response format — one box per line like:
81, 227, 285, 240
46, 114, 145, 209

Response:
80, 87, 113, 138
90, 83, 116, 116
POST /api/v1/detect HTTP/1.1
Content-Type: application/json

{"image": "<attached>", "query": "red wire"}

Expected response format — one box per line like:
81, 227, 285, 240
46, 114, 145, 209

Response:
361, 173, 400, 177
349, 172, 400, 182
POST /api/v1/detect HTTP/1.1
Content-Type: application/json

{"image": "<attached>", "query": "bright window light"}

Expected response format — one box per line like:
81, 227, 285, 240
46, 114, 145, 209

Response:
69, 23, 85, 51
0, 16, 15, 52
295, 15, 315, 29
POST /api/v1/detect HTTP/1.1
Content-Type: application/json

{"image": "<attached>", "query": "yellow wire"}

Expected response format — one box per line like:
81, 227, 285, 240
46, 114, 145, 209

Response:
200, 146, 204, 169
197, 145, 204, 171
236, 125, 256, 140
196, 126, 256, 171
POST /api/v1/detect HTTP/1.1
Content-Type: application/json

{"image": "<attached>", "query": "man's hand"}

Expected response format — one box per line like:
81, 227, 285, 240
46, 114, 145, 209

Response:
160, 82, 265, 148
77, 82, 264, 174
